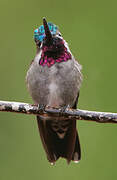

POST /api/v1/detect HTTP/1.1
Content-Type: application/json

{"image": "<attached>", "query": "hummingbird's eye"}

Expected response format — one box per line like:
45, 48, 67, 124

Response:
38, 41, 41, 47
34, 39, 41, 47
58, 33, 61, 37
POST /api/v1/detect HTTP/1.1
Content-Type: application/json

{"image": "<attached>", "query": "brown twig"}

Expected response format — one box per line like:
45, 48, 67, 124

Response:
0, 100, 117, 123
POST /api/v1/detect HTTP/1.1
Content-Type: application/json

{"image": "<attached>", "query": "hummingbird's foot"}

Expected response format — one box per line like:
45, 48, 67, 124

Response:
59, 105, 70, 116
38, 104, 46, 114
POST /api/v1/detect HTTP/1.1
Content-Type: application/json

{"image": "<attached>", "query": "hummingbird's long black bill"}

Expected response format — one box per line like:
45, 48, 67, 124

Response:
43, 18, 53, 42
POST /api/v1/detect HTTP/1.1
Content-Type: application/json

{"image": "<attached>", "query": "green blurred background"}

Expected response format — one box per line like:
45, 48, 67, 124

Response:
0, 0, 117, 179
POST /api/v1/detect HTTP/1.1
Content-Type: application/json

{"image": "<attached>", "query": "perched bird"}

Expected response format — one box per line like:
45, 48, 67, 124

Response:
26, 18, 82, 164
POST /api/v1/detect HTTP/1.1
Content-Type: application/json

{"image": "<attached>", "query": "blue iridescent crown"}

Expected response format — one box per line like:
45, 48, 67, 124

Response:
34, 22, 58, 42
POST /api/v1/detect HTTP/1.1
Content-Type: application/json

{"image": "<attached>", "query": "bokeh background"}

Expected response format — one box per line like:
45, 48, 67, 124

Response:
0, 0, 117, 179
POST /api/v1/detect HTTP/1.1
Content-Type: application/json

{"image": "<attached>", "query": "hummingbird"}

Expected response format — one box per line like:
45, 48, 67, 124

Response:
26, 18, 82, 164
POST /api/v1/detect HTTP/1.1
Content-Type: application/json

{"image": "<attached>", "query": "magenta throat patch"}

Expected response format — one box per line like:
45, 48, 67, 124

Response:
39, 44, 71, 67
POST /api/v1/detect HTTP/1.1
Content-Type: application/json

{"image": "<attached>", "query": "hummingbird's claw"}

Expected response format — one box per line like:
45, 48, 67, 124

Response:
59, 105, 70, 116
38, 104, 46, 114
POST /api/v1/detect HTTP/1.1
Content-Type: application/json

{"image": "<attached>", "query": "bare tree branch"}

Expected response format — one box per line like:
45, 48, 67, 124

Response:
0, 100, 117, 123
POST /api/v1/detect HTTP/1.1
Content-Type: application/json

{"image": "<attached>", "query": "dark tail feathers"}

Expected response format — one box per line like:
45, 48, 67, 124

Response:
37, 116, 81, 164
